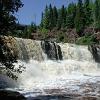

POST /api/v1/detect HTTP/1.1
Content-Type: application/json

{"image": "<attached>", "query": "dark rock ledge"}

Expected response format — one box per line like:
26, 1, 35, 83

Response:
0, 90, 26, 100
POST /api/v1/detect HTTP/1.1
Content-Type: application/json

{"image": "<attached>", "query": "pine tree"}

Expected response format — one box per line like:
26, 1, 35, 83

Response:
57, 5, 66, 29
48, 4, 54, 30
40, 12, 44, 28
61, 5, 66, 28
57, 9, 62, 29
43, 5, 49, 29
53, 6, 58, 27
75, 0, 85, 36
66, 3, 76, 28
84, 0, 93, 26
95, 0, 100, 29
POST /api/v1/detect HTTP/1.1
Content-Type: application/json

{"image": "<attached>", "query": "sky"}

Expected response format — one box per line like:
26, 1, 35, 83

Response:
16, 0, 77, 25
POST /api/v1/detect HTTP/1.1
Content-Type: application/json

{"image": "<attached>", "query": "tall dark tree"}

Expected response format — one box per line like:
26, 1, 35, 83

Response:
57, 5, 66, 29
66, 3, 76, 28
53, 6, 58, 27
75, 0, 85, 36
57, 9, 62, 29
40, 12, 44, 28
94, 0, 100, 29
61, 5, 66, 28
84, 0, 93, 26
48, 4, 54, 30
43, 5, 50, 29
0, 0, 23, 35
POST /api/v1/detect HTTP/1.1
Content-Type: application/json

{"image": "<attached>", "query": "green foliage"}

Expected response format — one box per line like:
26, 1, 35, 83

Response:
66, 3, 76, 28
53, 6, 58, 27
84, 0, 93, 26
76, 35, 97, 45
57, 5, 66, 29
39, 0, 100, 44
56, 32, 67, 43
75, 0, 85, 36
61, 5, 66, 28
94, 0, 100, 29
40, 12, 44, 28
22, 22, 37, 39
48, 4, 54, 30
0, 0, 23, 35
43, 5, 50, 29
39, 28, 49, 39
57, 9, 62, 29
0, 0, 24, 79
40, 0, 100, 35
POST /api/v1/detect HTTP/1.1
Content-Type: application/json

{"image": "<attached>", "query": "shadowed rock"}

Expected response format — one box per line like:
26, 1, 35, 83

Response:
41, 41, 63, 60
0, 90, 26, 100
88, 44, 100, 63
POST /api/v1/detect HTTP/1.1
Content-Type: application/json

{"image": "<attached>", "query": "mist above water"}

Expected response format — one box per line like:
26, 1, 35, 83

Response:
0, 37, 100, 98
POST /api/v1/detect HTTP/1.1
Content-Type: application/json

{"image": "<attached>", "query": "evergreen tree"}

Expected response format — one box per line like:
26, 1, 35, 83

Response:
43, 5, 49, 29
23, 22, 37, 39
48, 4, 54, 30
0, 0, 23, 35
66, 3, 76, 28
40, 12, 44, 28
57, 9, 62, 29
57, 5, 66, 29
75, 0, 85, 36
94, 0, 100, 29
53, 6, 58, 27
84, 0, 93, 26
61, 5, 66, 28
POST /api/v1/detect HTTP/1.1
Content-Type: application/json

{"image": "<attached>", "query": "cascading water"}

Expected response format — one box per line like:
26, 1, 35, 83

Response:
0, 36, 100, 99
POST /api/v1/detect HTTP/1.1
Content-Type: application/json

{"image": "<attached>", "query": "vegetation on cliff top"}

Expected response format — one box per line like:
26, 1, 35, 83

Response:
38, 0, 100, 44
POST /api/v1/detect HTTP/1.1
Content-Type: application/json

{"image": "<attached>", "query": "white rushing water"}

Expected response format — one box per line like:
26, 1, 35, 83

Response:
0, 37, 100, 98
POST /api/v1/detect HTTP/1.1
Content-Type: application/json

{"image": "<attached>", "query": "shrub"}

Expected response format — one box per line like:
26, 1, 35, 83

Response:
56, 32, 67, 43
76, 34, 97, 45
39, 28, 49, 39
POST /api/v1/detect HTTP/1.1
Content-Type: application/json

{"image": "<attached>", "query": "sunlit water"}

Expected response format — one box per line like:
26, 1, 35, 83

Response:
3, 59, 100, 99
0, 37, 100, 99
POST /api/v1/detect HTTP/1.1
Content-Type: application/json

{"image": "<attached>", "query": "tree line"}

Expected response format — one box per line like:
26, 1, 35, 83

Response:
40, 0, 100, 36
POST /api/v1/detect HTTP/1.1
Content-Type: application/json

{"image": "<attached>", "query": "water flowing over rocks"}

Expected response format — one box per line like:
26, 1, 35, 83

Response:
0, 36, 63, 61
41, 41, 63, 60
0, 36, 100, 99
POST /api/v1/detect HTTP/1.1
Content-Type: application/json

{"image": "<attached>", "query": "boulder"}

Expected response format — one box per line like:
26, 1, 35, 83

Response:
0, 90, 26, 100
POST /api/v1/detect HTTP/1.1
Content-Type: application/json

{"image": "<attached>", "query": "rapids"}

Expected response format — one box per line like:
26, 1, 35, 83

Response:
0, 36, 100, 99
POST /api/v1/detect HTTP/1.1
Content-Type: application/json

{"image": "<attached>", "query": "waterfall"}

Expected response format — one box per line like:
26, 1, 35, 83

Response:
41, 41, 63, 60
16, 38, 45, 61
0, 36, 100, 97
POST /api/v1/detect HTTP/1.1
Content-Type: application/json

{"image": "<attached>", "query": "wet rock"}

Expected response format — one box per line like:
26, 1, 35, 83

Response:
31, 94, 72, 100
41, 41, 63, 60
88, 44, 100, 63
77, 96, 97, 100
0, 90, 26, 100
0, 36, 19, 58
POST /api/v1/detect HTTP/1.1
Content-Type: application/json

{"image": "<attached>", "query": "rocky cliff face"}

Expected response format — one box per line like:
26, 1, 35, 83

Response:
0, 36, 100, 63
0, 36, 18, 67
0, 36, 19, 58
41, 41, 63, 60
88, 44, 100, 63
